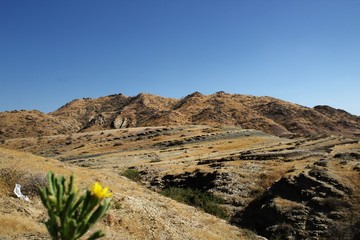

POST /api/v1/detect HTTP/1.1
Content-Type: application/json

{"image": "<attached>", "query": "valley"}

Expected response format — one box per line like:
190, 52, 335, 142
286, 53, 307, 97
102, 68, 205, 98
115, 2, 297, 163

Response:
1, 124, 359, 239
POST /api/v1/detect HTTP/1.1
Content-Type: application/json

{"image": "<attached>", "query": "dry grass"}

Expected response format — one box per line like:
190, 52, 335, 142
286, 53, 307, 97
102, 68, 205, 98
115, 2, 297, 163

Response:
2, 124, 358, 239
273, 197, 305, 211
0, 213, 47, 237
0, 167, 47, 197
0, 147, 259, 240
258, 167, 289, 190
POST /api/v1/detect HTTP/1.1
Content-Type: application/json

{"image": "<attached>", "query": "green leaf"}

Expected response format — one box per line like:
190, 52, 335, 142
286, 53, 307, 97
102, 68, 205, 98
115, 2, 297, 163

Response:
76, 222, 91, 239
39, 188, 51, 209
88, 199, 110, 226
62, 218, 77, 240
61, 192, 76, 223
68, 175, 75, 194
87, 230, 105, 240
70, 194, 85, 219
56, 176, 64, 212
45, 218, 59, 240
47, 172, 55, 195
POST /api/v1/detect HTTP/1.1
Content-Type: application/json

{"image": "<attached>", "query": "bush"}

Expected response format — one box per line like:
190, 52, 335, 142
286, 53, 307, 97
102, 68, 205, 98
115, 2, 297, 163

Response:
161, 187, 228, 219
0, 168, 47, 197
121, 168, 140, 181
22, 173, 48, 196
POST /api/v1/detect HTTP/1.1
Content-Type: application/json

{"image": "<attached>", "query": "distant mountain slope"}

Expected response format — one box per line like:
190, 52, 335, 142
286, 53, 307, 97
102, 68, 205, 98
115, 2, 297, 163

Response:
0, 110, 77, 140
1, 92, 359, 140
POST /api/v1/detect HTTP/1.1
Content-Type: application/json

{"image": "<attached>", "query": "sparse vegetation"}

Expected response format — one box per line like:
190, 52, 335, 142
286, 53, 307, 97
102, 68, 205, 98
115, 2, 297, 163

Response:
161, 187, 228, 219
1, 116, 360, 240
0, 167, 47, 197
248, 170, 287, 198
121, 168, 140, 181
249, 185, 265, 198
112, 200, 122, 210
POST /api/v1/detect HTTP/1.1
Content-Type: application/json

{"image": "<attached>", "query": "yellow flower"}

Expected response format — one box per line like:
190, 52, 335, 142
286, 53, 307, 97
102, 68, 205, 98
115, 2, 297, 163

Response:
91, 182, 113, 199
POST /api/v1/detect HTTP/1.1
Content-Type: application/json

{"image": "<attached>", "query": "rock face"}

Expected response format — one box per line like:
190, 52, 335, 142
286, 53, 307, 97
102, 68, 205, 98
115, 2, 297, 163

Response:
150, 169, 219, 191
233, 160, 360, 239
1, 92, 360, 140
112, 115, 129, 129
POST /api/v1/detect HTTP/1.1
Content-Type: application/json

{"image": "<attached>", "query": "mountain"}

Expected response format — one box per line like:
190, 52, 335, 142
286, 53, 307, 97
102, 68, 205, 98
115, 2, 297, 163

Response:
1, 92, 359, 140
0, 110, 77, 141
1, 92, 360, 239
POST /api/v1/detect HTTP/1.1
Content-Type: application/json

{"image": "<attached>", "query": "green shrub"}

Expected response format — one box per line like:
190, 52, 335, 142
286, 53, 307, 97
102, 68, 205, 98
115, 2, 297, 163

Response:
121, 168, 140, 181
39, 172, 112, 240
161, 187, 228, 219
112, 201, 122, 210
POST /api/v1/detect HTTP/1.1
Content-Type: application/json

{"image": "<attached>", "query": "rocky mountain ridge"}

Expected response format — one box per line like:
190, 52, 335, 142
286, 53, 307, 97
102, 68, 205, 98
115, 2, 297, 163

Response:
1, 92, 359, 141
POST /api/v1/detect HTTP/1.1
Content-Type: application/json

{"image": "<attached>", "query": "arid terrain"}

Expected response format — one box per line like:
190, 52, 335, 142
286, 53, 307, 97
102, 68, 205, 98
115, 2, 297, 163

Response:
1, 92, 360, 239
1, 92, 360, 142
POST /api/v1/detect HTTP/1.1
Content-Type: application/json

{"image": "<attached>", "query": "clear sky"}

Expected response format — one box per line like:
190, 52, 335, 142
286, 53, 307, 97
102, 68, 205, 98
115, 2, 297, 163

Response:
1, 1, 359, 115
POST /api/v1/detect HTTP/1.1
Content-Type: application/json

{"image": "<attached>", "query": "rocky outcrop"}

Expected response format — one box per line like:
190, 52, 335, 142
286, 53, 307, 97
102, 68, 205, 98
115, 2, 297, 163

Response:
233, 162, 360, 239
83, 114, 105, 129
148, 169, 219, 190
112, 115, 130, 129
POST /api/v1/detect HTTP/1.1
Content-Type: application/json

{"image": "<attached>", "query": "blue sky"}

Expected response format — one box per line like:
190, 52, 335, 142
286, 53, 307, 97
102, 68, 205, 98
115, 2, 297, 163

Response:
1, 1, 359, 115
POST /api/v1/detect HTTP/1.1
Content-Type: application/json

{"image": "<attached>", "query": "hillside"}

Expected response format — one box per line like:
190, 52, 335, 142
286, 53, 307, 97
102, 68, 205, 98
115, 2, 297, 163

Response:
0, 110, 78, 141
1, 92, 359, 140
1, 125, 359, 239
0, 146, 259, 240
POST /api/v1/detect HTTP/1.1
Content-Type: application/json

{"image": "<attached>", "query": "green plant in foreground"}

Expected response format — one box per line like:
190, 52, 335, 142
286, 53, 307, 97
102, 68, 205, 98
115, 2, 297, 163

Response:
39, 172, 112, 240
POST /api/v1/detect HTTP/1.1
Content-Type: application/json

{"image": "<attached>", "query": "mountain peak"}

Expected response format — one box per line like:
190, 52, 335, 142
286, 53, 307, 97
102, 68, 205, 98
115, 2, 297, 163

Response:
1, 92, 359, 140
